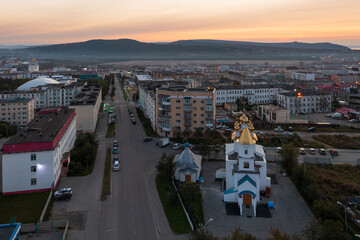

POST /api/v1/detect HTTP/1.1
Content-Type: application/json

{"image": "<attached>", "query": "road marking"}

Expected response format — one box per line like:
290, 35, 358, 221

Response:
106, 227, 118, 233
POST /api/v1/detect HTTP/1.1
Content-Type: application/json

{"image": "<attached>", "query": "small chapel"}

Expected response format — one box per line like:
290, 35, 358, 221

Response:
224, 111, 271, 216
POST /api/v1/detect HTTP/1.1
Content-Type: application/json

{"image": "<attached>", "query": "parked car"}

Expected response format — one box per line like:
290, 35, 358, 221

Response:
173, 143, 182, 150
308, 127, 316, 132
309, 148, 316, 154
113, 147, 118, 154
131, 118, 136, 125
143, 137, 153, 142
329, 149, 339, 156
319, 148, 326, 155
130, 113, 134, 117
113, 140, 118, 147
54, 188, 72, 201
287, 126, 293, 131
216, 124, 222, 129
276, 147, 282, 153
113, 157, 119, 163
208, 145, 214, 151
349, 119, 358, 123
274, 126, 284, 132
113, 160, 120, 171
158, 138, 169, 147
331, 112, 342, 118
215, 145, 221, 152
283, 132, 293, 136
299, 148, 305, 155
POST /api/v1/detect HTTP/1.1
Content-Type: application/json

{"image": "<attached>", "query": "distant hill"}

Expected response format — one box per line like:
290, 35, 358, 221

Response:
9, 38, 353, 61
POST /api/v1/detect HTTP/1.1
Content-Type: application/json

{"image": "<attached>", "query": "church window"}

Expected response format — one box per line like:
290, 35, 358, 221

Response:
244, 162, 249, 168
244, 148, 248, 154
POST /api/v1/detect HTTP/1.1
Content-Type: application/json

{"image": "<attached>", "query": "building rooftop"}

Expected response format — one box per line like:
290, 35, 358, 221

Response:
279, 90, 331, 97
70, 85, 101, 106
4, 107, 75, 147
0, 98, 33, 103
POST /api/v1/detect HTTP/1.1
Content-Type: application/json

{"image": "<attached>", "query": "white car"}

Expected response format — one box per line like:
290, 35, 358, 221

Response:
274, 126, 284, 132
113, 161, 120, 171
173, 143, 182, 150
276, 147, 282, 153
283, 131, 293, 136
349, 119, 358, 123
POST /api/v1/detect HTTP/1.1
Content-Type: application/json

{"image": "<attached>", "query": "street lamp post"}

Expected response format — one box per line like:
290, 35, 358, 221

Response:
198, 218, 213, 230
336, 201, 347, 234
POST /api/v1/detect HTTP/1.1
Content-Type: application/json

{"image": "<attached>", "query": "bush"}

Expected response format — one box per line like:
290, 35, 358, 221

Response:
312, 200, 339, 222
0, 121, 17, 137
68, 133, 98, 176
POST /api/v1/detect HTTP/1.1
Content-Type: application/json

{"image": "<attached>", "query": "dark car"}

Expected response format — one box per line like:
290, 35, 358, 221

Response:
54, 188, 72, 201
132, 118, 136, 125
308, 127, 316, 132
143, 137, 153, 142
319, 149, 326, 155
329, 149, 339, 156
113, 140, 118, 147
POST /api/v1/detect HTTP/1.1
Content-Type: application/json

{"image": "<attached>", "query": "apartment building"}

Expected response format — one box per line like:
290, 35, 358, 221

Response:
0, 98, 35, 126
69, 85, 102, 133
0, 82, 85, 109
156, 87, 216, 138
2, 107, 76, 194
216, 85, 281, 106
139, 83, 157, 131
277, 90, 332, 114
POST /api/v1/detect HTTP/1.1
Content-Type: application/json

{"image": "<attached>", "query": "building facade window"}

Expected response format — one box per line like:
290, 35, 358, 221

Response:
31, 166, 36, 172
244, 162, 249, 168
31, 178, 37, 185
31, 154, 36, 161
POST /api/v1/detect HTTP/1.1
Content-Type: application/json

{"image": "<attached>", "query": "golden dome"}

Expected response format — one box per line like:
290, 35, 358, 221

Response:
237, 127, 255, 145
252, 133, 258, 141
234, 121, 240, 131
239, 113, 249, 124
248, 121, 254, 131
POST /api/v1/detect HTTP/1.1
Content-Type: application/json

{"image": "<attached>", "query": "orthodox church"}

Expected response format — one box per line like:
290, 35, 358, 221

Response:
224, 112, 271, 216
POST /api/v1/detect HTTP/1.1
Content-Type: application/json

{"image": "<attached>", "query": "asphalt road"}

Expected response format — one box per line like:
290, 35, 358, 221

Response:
53, 77, 187, 240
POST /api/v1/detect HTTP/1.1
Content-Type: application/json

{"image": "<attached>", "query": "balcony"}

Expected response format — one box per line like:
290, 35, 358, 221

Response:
185, 121, 191, 127
162, 101, 171, 105
158, 107, 163, 111
184, 115, 191, 120
184, 108, 191, 112
163, 106, 171, 112
206, 123, 213, 127
184, 101, 192, 106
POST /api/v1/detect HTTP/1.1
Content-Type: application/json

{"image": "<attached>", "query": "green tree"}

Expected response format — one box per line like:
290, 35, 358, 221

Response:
312, 200, 338, 221
0, 121, 17, 137
156, 153, 174, 182
191, 228, 218, 240
301, 218, 321, 240
319, 220, 351, 240
331, 98, 340, 109
223, 227, 257, 240
179, 182, 203, 224
280, 143, 299, 175
319, 96, 329, 111
268, 227, 300, 240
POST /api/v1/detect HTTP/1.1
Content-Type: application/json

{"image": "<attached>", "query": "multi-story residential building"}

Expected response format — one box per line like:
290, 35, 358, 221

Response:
257, 104, 308, 124
139, 83, 157, 131
156, 87, 216, 138
216, 85, 281, 106
290, 72, 315, 81
277, 90, 332, 114
0, 80, 85, 109
0, 98, 35, 126
69, 85, 102, 133
2, 107, 76, 195
28, 59, 39, 72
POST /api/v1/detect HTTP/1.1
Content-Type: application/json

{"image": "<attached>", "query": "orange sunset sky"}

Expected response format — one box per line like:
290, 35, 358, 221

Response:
1, 0, 359, 47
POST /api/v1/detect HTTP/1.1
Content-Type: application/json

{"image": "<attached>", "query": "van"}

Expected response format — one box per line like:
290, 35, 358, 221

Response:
309, 148, 316, 155
299, 148, 306, 155
113, 161, 120, 171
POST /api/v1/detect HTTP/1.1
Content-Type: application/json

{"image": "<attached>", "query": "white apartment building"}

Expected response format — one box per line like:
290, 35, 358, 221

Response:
290, 72, 315, 81
0, 98, 35, 126
216, 85, 281, 106
139, 84, 156, 131
277, 91, 332, 114
2, 107, 76, 194
0, 83, 85, 109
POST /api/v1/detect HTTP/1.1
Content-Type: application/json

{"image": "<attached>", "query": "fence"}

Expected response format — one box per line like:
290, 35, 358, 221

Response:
39, 190, 53, 222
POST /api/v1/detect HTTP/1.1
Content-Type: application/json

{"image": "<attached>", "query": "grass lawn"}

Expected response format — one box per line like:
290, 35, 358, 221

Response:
105, 124, 116, 138
0, 191, 50, 223
156, 176, 191, 234
101, 147, 111, 200
312, 134, 360, 149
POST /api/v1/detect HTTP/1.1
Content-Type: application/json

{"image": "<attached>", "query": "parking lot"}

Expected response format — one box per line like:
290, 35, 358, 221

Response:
307, 112, 360, 128
200, 162, 313, 239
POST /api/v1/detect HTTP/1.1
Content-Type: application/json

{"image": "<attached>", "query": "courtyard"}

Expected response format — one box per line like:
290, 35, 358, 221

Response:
200, 162, 313, 239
